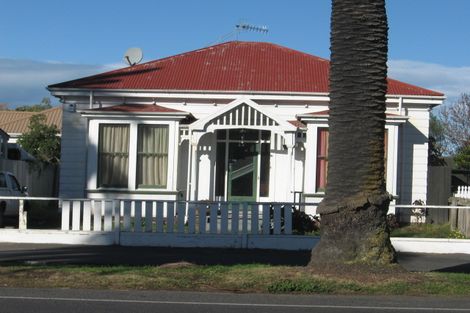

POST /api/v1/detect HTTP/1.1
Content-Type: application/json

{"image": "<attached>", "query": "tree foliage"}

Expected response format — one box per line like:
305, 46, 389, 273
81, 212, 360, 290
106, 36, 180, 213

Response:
17, 114, 60, 164
454, 145, 470, 170
15, 97, 52, 112
436, 93, 470, 170
428, 113, 446, 166
439, 93, 470, 154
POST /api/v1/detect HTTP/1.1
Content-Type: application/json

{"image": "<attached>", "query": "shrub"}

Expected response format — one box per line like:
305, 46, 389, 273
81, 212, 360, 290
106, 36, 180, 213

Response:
292, 210, 320, 235
387, 213, 400, 231
448, 229, 466, 239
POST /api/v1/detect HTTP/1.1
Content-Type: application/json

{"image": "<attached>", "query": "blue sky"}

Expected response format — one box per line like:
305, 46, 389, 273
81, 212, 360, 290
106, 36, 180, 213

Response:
1, 0, 469, 106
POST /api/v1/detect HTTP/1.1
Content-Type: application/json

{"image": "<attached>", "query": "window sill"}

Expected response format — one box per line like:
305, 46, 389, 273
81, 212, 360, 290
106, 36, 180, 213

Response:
87, 189, 179, 195
303, 192, 325, 198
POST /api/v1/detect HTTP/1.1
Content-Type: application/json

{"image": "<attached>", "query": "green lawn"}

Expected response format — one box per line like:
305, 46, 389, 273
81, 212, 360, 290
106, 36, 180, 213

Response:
391, 223, 467, 239
1, 263, 469, 296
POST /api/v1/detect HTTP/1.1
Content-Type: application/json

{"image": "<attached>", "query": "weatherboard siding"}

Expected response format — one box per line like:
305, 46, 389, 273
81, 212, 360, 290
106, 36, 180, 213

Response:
398, 108, 430, 204
59, 108, 88, 198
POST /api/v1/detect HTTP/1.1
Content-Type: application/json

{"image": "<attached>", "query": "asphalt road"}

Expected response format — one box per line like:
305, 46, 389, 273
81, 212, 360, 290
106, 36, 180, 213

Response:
0, 243, 470, 273
1, 244, 470, 312
1, 287, 470, 313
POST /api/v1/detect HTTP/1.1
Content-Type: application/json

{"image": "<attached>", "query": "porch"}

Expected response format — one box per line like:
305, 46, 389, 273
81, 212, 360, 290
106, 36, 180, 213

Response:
183, 97, 304, 204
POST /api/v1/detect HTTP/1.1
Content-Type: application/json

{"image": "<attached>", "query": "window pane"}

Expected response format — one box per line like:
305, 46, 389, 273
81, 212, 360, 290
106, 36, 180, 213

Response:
216, 130, 226, 140
215, 142, 226, 196
9, 175, 21, 191
229, 129, 259, 141
0, 174, 6, 188
261, 130, 270, 140
316, 128, 329, 191
384, 129, 388, 180
137, 125, 169, 188
98, 124, 129, 188
260, 142, 270, 197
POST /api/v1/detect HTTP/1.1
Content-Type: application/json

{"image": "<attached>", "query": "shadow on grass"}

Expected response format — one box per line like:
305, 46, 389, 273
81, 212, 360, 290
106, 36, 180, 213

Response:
0, 246, 312, 267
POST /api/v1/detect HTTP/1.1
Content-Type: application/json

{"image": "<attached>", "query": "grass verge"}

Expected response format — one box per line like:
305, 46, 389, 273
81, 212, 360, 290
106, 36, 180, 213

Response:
391, 223, 467, 239
0, 263, 469, 296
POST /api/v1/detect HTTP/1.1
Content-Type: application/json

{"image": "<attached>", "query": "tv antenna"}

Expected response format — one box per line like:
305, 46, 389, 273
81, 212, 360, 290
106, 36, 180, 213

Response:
235, 23, 268, 39
123, 47, 143, 66
211, 22, 269, 45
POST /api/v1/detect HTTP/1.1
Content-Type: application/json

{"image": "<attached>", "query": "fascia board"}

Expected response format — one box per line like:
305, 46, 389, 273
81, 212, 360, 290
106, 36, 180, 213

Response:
49, 87, 445, 101
79, 111, 190, 120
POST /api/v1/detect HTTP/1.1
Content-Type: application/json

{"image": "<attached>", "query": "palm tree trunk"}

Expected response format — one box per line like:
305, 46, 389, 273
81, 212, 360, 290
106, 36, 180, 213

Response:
310, 0, 395, 265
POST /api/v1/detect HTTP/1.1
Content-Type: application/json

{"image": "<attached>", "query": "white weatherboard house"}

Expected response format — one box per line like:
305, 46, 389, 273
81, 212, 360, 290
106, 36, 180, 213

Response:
48, 41, 444, 213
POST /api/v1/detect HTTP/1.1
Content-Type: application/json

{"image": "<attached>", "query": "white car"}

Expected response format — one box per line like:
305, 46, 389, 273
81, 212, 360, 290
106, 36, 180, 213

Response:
0, 171, 28, 227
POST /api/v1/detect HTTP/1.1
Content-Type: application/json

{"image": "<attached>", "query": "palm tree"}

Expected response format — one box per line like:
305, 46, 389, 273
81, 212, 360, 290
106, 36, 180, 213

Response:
311, 0, 395, 265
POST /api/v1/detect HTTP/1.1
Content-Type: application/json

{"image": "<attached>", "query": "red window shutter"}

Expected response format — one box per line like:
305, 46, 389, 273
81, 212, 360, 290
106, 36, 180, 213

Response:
316, 128, 329, 191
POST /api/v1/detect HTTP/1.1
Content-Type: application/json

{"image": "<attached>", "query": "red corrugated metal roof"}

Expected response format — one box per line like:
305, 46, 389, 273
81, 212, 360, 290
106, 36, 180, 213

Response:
288, 120, 307, 128
49, 41, 443, 97
91, 104, 186, 113
305, 110, 405, 117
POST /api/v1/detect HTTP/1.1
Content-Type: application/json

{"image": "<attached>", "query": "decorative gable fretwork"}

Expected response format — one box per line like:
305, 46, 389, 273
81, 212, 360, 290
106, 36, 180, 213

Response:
211, 103, 279, 127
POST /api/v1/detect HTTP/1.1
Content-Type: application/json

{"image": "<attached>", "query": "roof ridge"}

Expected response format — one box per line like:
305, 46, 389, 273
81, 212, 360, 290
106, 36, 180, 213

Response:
47, 41, 443, 97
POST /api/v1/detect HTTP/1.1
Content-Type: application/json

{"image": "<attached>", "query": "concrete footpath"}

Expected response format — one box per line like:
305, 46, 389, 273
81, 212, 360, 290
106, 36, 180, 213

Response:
0, 243, 469, 273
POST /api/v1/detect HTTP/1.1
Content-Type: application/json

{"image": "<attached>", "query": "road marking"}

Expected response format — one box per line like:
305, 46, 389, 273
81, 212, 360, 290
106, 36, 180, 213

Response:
0, 295, 469, 311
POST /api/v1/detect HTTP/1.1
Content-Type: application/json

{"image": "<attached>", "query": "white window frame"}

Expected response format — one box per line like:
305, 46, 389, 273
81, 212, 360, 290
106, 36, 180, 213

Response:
87, 118, 178, 193
304, 123, 399, 197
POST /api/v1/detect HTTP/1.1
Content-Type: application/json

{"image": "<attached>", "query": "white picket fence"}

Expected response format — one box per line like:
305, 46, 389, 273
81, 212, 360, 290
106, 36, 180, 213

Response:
2, 197, 470, 252
455, 186, 470, 199
61, 200, 293, 235
48, 199, 317, 249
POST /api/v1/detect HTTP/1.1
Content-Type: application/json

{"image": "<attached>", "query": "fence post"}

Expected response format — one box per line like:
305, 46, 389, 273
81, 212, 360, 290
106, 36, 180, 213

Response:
450, 198, 458, 231
284, 204, 292, 235
262, 204, 270, 235
72, 201, 81, 231
18, 199, 27, 230
273, 204, 281, 235
61, 200, 70, 231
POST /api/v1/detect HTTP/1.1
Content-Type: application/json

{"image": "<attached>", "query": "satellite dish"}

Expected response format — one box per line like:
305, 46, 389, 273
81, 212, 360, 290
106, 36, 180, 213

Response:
123, 47, 143, 66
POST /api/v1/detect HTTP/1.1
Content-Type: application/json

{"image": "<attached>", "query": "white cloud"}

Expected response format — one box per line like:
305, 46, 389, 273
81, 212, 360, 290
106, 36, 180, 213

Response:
388, 59, 470, 102
0, 58, 122, 107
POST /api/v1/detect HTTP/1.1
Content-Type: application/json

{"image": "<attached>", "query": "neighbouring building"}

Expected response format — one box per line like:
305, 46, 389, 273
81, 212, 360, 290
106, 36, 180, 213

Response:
48, 41, 444, 213
0, 107, 62, 160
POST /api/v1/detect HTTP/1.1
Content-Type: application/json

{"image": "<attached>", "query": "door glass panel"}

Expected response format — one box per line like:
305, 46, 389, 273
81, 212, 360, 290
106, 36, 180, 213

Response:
231, 171, 253, 196
228, 143, 256, 198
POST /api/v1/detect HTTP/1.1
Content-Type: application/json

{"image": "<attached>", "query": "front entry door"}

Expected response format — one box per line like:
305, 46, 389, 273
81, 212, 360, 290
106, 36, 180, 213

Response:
227, 142, 258, 202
